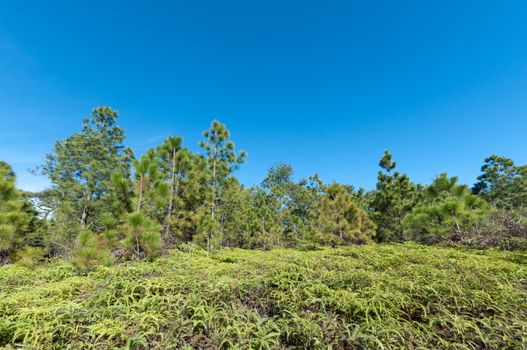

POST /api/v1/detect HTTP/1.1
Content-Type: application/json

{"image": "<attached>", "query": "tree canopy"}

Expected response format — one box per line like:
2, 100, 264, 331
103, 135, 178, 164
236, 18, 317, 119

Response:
1, 107, 525, 267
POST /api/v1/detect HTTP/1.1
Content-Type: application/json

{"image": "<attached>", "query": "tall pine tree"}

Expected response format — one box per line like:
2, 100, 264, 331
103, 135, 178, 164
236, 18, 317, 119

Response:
0, 161, 38, 261
40, 107, 133, 229
371, 151, 418, 242
473, 155, 527, 210
199, 120, 246, 251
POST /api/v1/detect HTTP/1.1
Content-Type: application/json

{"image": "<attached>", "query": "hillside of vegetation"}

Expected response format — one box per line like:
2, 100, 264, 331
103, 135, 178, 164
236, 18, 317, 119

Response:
1, 107, 526, 270
1, 107, 526, 348
1, 244, 526, 349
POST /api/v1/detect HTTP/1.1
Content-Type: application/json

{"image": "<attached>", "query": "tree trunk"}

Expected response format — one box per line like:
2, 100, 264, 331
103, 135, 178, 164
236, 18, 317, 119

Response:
80, 191, 93, 227
136, 176, 143, 213
208, 150, 217, 252
208, 204, 215, 252
80, 204, 89, 227
163, 147, 178, 243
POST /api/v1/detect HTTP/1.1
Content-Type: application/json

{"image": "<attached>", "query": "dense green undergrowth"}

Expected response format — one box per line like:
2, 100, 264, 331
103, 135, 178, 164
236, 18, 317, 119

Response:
1, 244, 526, 349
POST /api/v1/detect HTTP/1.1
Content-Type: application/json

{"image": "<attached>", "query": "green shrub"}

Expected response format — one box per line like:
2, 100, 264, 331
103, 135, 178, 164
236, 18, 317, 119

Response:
72, 231, 114, 272
403, 174, 489, 244
0, 244, 526, 349
177, 241, 205, 253
14, 246, 45, 268
122, 213, 162, 260
457, 209, 527, 250
0, 161, 39, 260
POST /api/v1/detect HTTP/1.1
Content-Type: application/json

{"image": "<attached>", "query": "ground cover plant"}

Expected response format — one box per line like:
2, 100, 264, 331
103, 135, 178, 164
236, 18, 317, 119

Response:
1, 243, 526, 349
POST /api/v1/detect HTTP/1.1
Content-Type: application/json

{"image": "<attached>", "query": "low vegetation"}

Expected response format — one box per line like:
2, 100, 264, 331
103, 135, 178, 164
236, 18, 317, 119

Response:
1, 244, 526, 349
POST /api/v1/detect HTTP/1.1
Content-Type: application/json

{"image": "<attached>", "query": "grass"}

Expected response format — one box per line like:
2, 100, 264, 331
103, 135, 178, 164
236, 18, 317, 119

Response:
0, 243, 526, 349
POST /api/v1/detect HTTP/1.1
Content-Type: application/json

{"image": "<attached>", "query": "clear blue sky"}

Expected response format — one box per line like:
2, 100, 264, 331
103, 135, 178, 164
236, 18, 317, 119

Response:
1, 1, 526, 192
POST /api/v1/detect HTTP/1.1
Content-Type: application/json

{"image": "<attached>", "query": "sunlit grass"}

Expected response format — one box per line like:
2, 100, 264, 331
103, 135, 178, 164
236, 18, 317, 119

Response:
1, 243, 526, 349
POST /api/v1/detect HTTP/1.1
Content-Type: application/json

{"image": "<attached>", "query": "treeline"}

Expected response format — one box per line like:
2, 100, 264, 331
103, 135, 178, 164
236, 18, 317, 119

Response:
1, 107, 526, 268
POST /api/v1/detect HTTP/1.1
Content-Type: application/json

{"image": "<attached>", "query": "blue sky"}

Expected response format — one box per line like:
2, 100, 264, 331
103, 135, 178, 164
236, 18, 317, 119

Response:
1, 1, 526, 192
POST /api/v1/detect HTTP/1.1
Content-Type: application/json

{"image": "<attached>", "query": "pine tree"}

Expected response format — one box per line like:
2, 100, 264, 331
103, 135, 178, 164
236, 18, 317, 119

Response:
199, 120, 246, 251
216, 179, 253, 248
403, 173, 489, 244
122, 213, 162, 260
260, 163, 293, 243
371, 151, 418, 242
261, 163, 324, 244
0, 161, 38, 261
286, 175, 325, 242
153, 137, 196, 245
133, 150, 164, 214
473, 155, 527, 210
40, 107, 133, 229
317, 183, 376, 244
248, 187, 283, 248
72, 230, 114, 272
